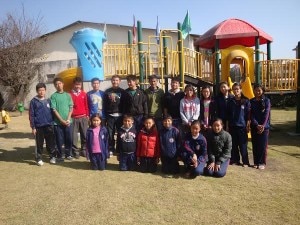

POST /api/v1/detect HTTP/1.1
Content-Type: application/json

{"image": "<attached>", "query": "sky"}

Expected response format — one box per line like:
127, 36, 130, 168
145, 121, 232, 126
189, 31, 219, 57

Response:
0, 0, 299, 59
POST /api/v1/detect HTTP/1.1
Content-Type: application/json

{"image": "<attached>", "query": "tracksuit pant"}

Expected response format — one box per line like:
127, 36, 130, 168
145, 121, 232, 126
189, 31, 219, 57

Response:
90, 153, 106, 170
119, 152, 136, 171
138, 157, 158, 173
106, 115, 122, 153
251, 129, 269, 166
54, 124, 72, 158
229, 126, 249, 165
161, 156, 180, 174
72, 116, 89, 157
35, 125, 56, 161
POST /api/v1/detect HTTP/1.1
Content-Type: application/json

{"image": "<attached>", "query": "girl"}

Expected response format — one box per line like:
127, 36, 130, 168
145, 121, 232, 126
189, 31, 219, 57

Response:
180, 84, 200, 137
227, 83, 251, 167
181, 120, 207, 178
86, 113, 109, 170
136, 117, 160, 173
215, 82, 234, 130
205, 119, 232, 177
250, 84, 271, 170
199, 85, 216, 134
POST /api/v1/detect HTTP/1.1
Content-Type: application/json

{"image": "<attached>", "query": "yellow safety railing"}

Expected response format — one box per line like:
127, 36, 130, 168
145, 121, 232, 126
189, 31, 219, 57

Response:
260, 59, 299, 92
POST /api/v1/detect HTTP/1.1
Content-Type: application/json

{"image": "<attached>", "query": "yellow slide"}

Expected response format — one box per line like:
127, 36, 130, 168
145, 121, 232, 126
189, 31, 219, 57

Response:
56, 67, 82, 92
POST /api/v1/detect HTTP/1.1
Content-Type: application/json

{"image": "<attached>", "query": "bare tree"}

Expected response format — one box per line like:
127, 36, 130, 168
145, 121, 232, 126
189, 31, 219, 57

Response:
0, 7, 44, 109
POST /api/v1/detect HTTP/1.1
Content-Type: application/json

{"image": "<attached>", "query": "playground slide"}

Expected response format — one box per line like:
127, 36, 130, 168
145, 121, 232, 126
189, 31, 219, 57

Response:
227, 76, 254, 99
56, 67, 82, 92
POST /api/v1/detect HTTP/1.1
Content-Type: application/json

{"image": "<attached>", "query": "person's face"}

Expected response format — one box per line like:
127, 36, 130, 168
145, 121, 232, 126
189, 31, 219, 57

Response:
123, 118, 133, 129
149, 78, 158, 88
212, 120, 223, 133
127, 79, 137, 89
254, 87, 263, 98
54, 81, 64, 92
191, 124, 201, 136
37, 87, 46, 98
73, 82, 82, 92
92, 117, 101, 127
163, 118, 172, 129
232, 85, 241, 97
92, 80, 100, 91
111, 77, 120, 88
144, 119, 154, 130
220, 84, 229, 95
171, 81, 180, 90
185, 88, 194, 97
201, 88, 210, 99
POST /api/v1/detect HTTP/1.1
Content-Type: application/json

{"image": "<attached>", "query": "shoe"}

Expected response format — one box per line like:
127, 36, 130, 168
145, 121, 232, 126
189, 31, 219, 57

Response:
49, 157, 56, 164
74, 154, 80, 159
242, 164, 250, 168
65, 156, 74, 160
37, 160, 44, 166
109, 151, 113, 156
253, 164, 258, 169
56, 157, 64, 163
258, 165, 265, 170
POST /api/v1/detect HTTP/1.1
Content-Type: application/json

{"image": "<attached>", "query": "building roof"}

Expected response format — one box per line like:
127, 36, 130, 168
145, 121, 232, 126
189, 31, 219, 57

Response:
195, 18, 273, 49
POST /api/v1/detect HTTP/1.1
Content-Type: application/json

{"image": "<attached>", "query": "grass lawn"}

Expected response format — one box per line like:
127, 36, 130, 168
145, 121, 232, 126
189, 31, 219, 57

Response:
0, 109, 299, 225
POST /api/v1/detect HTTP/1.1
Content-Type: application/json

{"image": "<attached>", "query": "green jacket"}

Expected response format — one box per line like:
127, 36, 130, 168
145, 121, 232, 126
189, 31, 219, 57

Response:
145, 87, 164, 119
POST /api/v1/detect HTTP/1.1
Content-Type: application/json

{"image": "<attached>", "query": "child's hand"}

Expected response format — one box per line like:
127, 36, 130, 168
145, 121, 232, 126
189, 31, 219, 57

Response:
137, 157, 141, 165
207, 162, 215, 170
156, 157, 160, 164
214, 164, 220, 172
32, 128, 36, 136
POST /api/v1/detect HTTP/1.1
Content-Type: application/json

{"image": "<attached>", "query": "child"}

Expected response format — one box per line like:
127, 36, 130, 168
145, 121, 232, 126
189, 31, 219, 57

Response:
159, 115, 180, 175
29, 83, 56, 166
116, 114, 137, 171
70, 77, 89, 158
180, 84, 200, 137
136, 117, 160, 173
204, 119, 232, 177
86, 113, 109, 170
123, 75, 148, 131
51, 77, 73, 161
104, 75, 126, 155
144, 75, 165, 131
250, 84, 271, 170
181, 120, 207, 178
87, 77, 105, 118
215, 82, 234, 130
227, 82, 250, 167
199, 85, 216, 134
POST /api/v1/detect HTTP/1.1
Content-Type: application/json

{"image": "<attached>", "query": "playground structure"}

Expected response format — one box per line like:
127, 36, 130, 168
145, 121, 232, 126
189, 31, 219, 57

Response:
57, 18, 299, 99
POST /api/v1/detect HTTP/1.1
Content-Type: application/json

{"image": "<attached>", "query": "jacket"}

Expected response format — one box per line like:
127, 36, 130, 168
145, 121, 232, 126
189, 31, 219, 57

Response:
207, 129, 232, 165
160, 126, 181, 158
144, 87, 164, 118
86, 126, 109, 160
215, 93, 234, 122
199, 98, 216, 126
181, 133, 207, 163
227, 97, 250, 127
123, 88, 148, 117
250, 96, 271, 130
163, 90, 185, 119
116, 125, 137, 154
136, 127, 160, 158
29, 97, 54, 129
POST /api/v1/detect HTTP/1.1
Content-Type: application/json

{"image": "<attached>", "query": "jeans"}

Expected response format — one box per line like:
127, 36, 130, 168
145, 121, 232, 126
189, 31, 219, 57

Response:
204, 159, 230, 177
106, 115, 123, 152
54, 124, 73, 158
35, 125, 56, 161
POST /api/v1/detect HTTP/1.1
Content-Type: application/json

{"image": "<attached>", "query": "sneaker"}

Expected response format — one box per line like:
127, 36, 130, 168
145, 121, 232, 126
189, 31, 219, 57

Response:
49, 157, 56, 164
37, 160, 44, 166
258, 164, 265, 170
242, 164, 250, 168
56, 157, 64, 163
109, 151, 113, 157
65, 156, 74, 160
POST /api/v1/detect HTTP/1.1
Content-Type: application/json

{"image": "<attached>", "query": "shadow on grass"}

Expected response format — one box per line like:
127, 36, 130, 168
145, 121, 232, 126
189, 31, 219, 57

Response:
0, 131, 33, 139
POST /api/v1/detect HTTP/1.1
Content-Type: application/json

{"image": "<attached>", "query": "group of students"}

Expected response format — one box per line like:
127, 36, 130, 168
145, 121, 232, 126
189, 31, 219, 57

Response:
29, 74, 270, 178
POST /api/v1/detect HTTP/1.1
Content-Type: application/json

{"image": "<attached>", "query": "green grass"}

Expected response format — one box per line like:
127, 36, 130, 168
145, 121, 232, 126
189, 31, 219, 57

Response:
0, 109, 299, 225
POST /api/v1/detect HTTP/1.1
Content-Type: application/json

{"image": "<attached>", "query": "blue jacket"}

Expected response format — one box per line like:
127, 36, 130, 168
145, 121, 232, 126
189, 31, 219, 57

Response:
250, 96, 271, 130
159, 126, 181, 158
227, 97, 250, 127
86, 126, 109, 160
29, 97, 54, 129
87, 90, 106, 118
215, 93, 234, 122
181, 133, 207, 163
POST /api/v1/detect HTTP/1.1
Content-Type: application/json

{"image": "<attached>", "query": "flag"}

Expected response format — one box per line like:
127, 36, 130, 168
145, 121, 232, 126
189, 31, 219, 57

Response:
181, 10, 191, 39
155, 16, 160, 44
103, 23, 107, 38
133, 15, 137, 44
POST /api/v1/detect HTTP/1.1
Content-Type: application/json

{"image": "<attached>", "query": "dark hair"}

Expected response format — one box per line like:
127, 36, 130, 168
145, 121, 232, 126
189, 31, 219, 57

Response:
126, 75, 137, 81
73, 76, 82, 84
148, 75, 159, 81
123, 114, 134, 121
91, 77, 101, 83
89, 113, 102, 127
232, 82, 248, 104
201, 85, 212, 99
163, 114, 173, 121
253, 83, 265, 93
191, 120, 201, 128
253, 83, 266, 111
212, 118, 223, 126
111, 75, 120, 80
36, 83, 46, 91
184, 84, 196, 95
53, 77, 63, 84
171, 76, 180, 83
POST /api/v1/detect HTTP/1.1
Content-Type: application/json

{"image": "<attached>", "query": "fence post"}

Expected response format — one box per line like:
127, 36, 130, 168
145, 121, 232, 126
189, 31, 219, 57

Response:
296, 41, 300, 133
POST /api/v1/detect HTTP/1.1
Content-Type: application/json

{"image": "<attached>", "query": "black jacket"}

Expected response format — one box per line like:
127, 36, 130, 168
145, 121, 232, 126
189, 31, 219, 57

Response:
116, 125, 137, 154
123, 88, 148, 117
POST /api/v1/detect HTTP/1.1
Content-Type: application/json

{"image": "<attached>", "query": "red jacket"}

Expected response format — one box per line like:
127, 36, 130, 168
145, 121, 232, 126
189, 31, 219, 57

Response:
70, 90, 89, 118
136, 127, 160, 158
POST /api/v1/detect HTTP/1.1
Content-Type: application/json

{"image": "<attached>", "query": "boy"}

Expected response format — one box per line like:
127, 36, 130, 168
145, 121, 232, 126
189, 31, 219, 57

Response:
116, 114, 137, 171
87, 77, 105, 118
29, 83, 56, 166
123, 75, 148, 131
51, 77, 74, 161
70, 77, 89, 158
144, 75, 164, 131
159, 115, 181, 175
163, 76, 185, 129
103, 75, 126, 155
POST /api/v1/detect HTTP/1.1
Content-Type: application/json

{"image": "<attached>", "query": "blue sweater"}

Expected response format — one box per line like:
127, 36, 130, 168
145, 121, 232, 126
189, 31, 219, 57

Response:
86, 126, 109, 160
29, 97, 54, 129
250, 96, 271, 130
182, 133, 207, 163
227, 97, 250, 127
215, 94, 234, 122
87, 90, 106, 118
160, 126, 181, 158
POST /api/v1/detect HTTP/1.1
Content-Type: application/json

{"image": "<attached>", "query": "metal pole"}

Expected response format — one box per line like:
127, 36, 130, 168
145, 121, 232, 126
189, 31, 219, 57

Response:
255, 36, 261, 84
177, 22, 184, 90
163, 34, 169, 91
137, 20, 144, 89
128, 30, 133, 74
296, 41, 300, 133
215, 40, 220, 88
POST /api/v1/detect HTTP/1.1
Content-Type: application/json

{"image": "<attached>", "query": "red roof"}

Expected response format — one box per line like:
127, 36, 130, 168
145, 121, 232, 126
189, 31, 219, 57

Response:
195, 18, 273, 49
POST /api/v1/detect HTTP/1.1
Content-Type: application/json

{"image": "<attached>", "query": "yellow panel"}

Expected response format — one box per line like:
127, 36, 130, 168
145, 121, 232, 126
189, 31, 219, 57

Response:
56, 67, 82, 92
